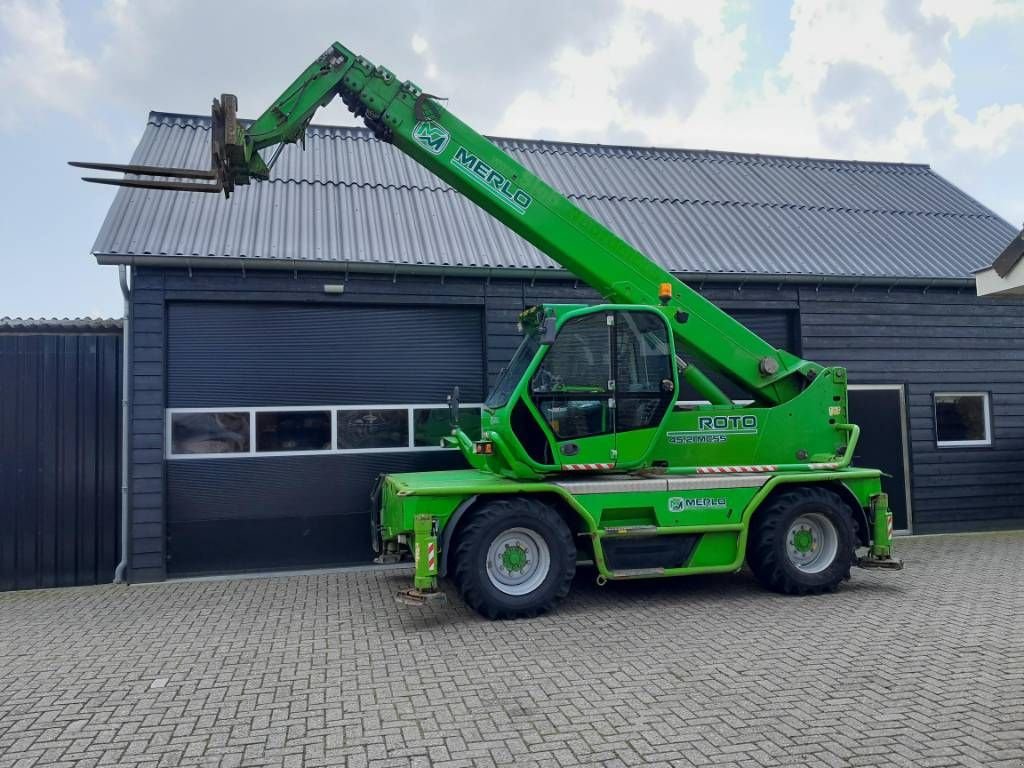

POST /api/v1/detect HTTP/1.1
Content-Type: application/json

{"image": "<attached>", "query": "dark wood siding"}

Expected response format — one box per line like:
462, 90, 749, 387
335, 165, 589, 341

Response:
126, 267, 803, 580
0, 331, 122, 590
127, 269, 168, 583
125, 267, 1024, 581
799, 285, 1024, 533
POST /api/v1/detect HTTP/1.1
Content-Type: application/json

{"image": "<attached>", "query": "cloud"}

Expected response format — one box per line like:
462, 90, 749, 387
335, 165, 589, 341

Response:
813, 61, 910, 147
940, 103, 1024, 157
920, 0, 1024, 36
76, 0, 618, 132
410, 0, 618, 127
884, 0, 952, 65
781, 0, 954, 108
497, 0, 742, 143
615, 12, 706, 118
498, 0, 1024, 224
0, 0, 97, 130
1, 0, 1022, 224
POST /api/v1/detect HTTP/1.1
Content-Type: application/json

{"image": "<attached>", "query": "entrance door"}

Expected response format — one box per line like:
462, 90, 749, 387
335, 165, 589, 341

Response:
848, 385, 912, 532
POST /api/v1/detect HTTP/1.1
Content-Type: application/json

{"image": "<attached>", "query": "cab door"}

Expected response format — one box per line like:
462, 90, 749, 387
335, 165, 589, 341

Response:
528, 311, 617, 468
612, 310, 677, 464
528, 308, 676, 471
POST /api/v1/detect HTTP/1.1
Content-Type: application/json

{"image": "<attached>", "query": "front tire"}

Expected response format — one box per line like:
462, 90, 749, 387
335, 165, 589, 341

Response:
453, 497, 576, 620
747, 486, 856, 595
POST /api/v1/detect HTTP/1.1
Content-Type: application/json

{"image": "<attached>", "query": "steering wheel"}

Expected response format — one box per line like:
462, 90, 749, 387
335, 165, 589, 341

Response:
533, 366, 564, 393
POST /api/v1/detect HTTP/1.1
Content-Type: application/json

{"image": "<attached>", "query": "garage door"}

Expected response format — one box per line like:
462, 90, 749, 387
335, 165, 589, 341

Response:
164, 302, 484, 576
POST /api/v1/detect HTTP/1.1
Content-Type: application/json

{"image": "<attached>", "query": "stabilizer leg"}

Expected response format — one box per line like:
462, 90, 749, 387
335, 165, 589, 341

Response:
395, 515, 447, 606
858, 493, 904, 570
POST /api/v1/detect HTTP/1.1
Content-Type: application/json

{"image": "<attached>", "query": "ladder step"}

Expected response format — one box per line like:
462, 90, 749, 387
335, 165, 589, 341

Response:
609, 567, 665, 578
600, 525, 659, 537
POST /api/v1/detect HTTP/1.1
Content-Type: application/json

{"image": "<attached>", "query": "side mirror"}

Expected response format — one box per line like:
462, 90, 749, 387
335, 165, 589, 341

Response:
447, 385, 461, 428
540, 317, 557, 345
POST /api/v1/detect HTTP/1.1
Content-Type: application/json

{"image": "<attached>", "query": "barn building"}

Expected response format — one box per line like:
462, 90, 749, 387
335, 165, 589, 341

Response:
79, 112, 1023, 584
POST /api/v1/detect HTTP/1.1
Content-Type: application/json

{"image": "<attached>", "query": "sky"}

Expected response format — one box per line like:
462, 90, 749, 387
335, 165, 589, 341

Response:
1, 0, 1023, 319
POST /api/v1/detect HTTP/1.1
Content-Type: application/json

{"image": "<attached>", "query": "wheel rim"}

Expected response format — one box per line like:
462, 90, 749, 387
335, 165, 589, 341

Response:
785, 512, 839, 574
485, 527, 551, 596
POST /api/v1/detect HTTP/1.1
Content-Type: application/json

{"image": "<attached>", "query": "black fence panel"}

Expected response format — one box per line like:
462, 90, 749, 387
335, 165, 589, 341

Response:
0, 331, 122, 591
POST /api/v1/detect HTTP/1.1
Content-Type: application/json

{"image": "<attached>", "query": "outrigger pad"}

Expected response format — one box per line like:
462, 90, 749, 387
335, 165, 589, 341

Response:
395, 588, 448, 607
857, 554, 904, 570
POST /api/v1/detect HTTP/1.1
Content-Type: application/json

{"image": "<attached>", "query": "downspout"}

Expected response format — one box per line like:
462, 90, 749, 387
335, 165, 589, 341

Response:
113, 265, 131, 584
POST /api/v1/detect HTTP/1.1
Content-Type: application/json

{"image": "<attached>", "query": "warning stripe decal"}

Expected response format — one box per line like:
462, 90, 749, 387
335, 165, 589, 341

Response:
695, 462, 841, 474
696, 465, 777, 474
563, 461, 841, 474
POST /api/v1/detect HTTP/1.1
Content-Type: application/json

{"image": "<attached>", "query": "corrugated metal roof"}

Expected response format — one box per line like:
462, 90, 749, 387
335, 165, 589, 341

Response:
0, 317, 123, 333
91, 112, 1017, 281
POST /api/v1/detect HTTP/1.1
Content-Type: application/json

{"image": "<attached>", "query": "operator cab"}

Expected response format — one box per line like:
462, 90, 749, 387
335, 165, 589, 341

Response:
480, 305, 677, 475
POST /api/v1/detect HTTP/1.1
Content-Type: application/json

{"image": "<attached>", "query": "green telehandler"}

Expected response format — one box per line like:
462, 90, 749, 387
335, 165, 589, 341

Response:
75, 41, 903, 619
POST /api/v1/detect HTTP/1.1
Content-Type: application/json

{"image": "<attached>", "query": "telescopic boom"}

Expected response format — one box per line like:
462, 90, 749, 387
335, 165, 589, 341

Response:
73, 41, 819, 405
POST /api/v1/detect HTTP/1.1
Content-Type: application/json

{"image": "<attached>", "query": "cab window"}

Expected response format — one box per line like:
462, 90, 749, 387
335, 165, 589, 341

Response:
615, 311, 674, 431
530, 313, 611, 439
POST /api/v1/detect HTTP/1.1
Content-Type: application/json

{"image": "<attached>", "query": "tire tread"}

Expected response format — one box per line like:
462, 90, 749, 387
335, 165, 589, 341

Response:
747, 486, 855, 596
452, 498, 575, 620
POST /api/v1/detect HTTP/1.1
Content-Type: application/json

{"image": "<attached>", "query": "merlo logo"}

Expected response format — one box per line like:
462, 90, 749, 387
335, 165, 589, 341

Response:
412, 121, 450, 155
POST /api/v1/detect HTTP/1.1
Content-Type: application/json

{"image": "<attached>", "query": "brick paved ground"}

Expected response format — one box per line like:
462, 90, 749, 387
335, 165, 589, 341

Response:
1, 532, 1022, 768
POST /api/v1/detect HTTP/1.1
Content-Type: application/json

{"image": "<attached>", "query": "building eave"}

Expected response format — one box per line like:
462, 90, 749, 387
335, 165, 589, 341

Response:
94, 252, 977, 290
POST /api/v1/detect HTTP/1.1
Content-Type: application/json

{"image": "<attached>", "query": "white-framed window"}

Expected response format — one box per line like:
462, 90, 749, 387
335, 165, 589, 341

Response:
166, 403, 482, 459
169, 411, 251, 455
933, 392, 992, 448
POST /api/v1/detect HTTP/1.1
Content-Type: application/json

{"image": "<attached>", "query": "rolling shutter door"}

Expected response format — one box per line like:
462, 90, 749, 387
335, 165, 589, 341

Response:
164, 301, 484, 575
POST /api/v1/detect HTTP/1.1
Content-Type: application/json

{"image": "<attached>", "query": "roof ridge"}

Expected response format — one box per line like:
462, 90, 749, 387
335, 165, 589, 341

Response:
145, 111, 932, 173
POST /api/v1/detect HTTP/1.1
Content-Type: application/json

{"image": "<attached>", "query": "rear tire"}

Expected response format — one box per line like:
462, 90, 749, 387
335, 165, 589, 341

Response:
747, 486, 856, 595
453, 497, 576, 620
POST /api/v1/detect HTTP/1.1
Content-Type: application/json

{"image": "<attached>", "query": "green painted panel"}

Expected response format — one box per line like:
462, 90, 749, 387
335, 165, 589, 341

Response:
688, 532, 740, 568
